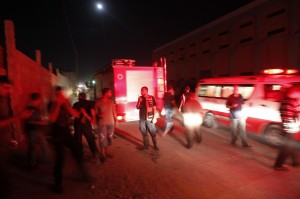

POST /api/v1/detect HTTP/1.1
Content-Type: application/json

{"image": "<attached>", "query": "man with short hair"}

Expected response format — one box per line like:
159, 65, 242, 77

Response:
48, 86, 94, 194
0, 76, 33, 198
72, 92, 98, 159
226, 85, 251, 147
182, 92, 203, 149
136, 86, 159, 150
94, 88, 118, 162
162, 85, 177, 137
179, 85, 190, 112
273, 85, 300, 170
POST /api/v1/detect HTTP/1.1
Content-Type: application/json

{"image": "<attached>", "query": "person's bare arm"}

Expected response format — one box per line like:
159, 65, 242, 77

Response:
80, 108, 93, 123
90, 108, 96, 125
152, 106, 157, 123
112, 104, 119, 126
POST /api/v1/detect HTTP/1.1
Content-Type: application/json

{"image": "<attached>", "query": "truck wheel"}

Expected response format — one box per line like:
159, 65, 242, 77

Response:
264, 124, 285, 147
203, 112, 217, 129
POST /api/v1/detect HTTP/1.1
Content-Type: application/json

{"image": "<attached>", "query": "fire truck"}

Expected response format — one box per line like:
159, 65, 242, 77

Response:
93, 58, 167, 122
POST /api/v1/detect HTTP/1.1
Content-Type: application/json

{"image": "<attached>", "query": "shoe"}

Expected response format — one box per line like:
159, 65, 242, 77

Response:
89, 184, 96, 190
291, 162, 299, 167
139, 146, 149, 150
99, 156, 106, 163
106, 154, 113, 158
243, 144, 252, 148
162, 132, 168, 137
154, 146, 159, 151
273, 165, 289, 171
186, 144, 192, 149
196, 137, 202, 143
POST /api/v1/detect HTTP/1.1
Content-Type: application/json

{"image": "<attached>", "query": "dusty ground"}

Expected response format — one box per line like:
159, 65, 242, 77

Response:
6, 119, 300, 199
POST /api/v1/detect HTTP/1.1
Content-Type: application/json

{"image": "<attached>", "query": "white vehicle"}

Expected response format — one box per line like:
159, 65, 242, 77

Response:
195, 68, 300, 146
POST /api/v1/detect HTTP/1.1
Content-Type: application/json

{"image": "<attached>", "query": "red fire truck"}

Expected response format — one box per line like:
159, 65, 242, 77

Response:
93, 59, 167, 121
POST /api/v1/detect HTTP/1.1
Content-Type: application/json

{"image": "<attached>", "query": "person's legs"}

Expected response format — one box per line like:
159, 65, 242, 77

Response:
147, 121, 159, 150
82, 124, 98, 157
139, 120, 149, 149
36, 130, 49, 163
163, 108, 174, 136
231, 118, 238, 144
73, 125, 84, 155
97, 125, 107, 162
185, 127, 193, 148
105, 124, 114, 157
64, 127, 93, 184
274, 144, 290, 169
28, 130, 38, 167
53, 140, 64, 193
194, 126, 202, 143
238, 119, 249, 146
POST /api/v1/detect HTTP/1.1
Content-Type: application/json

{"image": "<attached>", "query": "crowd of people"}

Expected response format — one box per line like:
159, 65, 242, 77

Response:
1, 75, 300, 197
157, 84, 299, 170
0, 76, 120, 196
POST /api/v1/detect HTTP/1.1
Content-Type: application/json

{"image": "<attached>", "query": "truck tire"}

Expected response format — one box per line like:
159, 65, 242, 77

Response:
203, 112, 218, 129
264, 124, 285, 147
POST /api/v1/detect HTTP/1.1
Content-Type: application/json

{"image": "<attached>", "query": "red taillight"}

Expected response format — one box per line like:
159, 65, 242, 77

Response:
117, 114, 126, 122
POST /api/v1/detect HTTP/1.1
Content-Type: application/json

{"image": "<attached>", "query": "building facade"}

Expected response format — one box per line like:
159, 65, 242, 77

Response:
152, 0, 300, 89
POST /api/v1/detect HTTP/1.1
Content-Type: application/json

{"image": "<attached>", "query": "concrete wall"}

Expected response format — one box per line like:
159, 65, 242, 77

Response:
153, 0, 300, 89
1, 20, 75, 141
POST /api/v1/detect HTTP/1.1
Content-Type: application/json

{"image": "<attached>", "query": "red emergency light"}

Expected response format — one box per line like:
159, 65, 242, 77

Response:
261, 68, 299, 75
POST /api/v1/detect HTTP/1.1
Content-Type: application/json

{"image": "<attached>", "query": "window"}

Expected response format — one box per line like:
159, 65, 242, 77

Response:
267, 27, 285, 36
240, 37, 253, 44
219, 30, 229, 36
219, 44, 229, 49
240, 21, 253, 29
267, 9, 285, 19
198, 84, 254, 99
202, 49, 211, 54
264, 84, 286, 101
202, 38, 210, 42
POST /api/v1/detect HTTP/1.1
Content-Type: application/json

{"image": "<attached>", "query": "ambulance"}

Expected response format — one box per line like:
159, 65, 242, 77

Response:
94, 59, 167, 122
195, 68, 300, 146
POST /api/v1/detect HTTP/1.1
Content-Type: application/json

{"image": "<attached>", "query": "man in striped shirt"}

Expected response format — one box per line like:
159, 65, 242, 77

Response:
273, 85, 300, 170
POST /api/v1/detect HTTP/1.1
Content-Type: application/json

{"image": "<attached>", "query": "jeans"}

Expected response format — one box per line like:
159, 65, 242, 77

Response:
98, 124, 114, 148
27, 129, 49, 166
139, 119, 157, 147
230, 117, 248, 146
74, 123, 97, 157
164, 108, 174, 133
185, 125, 202, 148
52, 125, 92, 188
274, 134, 299, 167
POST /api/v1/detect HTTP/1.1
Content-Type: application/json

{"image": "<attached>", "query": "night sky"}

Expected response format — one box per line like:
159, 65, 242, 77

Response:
0, 0, 253, 82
